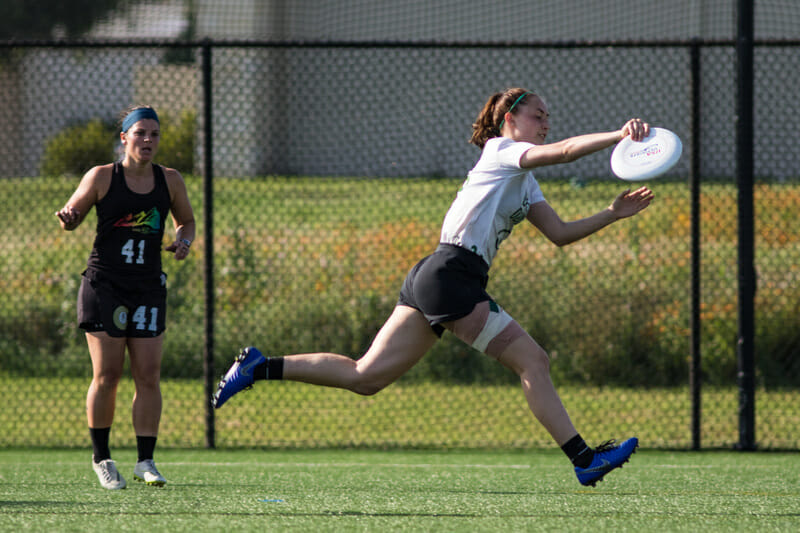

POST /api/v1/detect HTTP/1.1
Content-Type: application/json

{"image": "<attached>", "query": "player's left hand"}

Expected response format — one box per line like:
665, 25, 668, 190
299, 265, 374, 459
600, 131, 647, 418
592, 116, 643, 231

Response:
166, 239, 191, 260
610, 186, 655, 219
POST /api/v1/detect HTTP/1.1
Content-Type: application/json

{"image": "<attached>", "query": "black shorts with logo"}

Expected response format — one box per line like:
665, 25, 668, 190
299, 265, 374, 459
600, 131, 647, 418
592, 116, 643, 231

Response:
77, 268, 167, 338
397, 243, 491, 336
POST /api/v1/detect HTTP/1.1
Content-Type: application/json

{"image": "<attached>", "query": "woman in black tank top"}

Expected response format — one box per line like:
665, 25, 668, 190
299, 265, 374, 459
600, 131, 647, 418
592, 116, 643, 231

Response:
55, 106, 195, 490
86, 161, 171, 281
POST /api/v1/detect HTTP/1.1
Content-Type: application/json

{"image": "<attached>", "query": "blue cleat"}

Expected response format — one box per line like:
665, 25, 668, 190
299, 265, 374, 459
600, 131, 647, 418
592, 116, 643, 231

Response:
574, 437, 638, 487
212, 347, 266, 409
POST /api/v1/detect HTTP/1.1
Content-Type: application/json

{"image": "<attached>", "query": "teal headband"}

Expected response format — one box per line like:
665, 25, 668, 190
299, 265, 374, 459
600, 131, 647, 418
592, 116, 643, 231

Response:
122, 108, 159, 133
498, 91, 533, 130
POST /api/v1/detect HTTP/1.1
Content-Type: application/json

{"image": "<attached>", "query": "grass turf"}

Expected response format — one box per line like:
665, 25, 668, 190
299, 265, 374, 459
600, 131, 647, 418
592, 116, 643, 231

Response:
1, 448, 798, 532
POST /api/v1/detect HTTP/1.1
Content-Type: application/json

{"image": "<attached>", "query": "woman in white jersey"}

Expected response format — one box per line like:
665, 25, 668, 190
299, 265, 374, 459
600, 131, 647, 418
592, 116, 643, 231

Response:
213, 88, 654, 487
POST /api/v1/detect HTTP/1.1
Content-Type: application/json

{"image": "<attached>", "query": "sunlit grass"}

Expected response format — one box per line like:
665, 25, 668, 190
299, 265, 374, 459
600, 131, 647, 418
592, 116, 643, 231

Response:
1, 447, 799, 532
3, 376, 798, 450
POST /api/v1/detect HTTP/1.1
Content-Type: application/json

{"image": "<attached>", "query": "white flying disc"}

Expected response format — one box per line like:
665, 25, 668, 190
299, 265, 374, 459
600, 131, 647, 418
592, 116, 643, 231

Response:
610, 127, 682, 181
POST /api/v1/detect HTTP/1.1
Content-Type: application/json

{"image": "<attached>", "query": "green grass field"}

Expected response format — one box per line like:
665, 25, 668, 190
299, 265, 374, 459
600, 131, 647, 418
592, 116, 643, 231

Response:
5, 376, 800, 450
1, 448, 798, 532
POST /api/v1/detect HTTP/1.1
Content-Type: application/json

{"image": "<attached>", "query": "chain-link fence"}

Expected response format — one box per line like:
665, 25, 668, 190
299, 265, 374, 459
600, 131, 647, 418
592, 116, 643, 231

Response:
1, 38, 798, 450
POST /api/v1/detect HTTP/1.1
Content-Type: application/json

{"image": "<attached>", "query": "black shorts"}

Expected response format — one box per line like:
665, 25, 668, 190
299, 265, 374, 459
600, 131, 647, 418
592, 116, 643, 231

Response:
398, 243, 491, 336
77, 268, 167, 338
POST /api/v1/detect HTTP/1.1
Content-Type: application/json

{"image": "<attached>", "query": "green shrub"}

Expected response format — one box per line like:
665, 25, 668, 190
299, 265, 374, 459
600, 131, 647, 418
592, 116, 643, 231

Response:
39, 119, 116, 176
156, 109, 196, 172
40, 110, 196, 177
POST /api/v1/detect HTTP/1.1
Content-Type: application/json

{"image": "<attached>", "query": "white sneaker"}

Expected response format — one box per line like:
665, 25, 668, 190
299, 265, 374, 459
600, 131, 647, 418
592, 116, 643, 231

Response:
92, 457, 127, 490
133, 459, 167, 486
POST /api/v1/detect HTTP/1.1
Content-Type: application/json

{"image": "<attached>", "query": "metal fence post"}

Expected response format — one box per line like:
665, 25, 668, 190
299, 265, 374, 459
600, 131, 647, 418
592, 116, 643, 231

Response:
689, 38, 702, 451
202, 39, 216, 449
735, 0, 757, 451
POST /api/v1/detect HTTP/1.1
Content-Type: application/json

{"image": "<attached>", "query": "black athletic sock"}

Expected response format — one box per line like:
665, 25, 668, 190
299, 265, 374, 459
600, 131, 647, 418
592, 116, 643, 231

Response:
253, 357, 284, 381
561, 434, 595, 469
90, 427, 111, 462
137, 435, 157, 462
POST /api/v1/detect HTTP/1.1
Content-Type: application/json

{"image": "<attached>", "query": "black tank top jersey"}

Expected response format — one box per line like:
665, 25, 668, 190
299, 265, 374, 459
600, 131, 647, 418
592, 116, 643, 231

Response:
86, 162, 171, 282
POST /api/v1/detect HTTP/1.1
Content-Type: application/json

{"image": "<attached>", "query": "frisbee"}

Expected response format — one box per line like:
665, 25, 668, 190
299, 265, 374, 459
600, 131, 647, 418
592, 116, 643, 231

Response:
610, 127, 682, 181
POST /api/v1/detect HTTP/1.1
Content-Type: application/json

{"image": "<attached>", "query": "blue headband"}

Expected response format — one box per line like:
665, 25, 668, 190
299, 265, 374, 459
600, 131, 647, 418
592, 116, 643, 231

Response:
122, 108, 159, 132
498, 91, 533, 130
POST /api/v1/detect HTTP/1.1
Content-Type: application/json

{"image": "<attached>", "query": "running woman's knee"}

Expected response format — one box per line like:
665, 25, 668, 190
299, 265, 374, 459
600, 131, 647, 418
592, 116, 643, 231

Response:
351, 378, 389, 396
487, 324, 550, 377
511, 342, 552, 379
348, 361, 391, 396
529, 344, 551, 372
352, 384, 382, 396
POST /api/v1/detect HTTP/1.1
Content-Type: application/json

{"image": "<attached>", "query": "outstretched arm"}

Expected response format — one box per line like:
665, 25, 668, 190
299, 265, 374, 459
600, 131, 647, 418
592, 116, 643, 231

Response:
519, 118, 649, 169
526, 186, 654, 247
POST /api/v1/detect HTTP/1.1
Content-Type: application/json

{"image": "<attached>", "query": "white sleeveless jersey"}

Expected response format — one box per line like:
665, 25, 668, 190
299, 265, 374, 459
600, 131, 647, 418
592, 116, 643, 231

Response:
440, 137, 546, 266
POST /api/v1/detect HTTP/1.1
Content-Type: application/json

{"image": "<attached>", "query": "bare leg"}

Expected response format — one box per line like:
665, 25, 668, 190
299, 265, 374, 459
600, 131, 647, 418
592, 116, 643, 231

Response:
283, 305, 438, 395
496, 335, 578, 445
445, 302, 578, 446
128, 336, 164, 436
85, 332, 126, 428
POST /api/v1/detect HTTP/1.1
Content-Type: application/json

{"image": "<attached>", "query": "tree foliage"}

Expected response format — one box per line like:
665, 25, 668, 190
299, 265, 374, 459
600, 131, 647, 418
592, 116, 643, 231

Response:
0, 0, 123, 40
